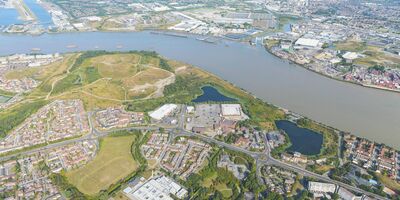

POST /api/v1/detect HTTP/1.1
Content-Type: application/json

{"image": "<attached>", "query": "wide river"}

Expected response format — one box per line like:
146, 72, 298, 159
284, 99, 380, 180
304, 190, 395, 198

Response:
0, 31, 399, 149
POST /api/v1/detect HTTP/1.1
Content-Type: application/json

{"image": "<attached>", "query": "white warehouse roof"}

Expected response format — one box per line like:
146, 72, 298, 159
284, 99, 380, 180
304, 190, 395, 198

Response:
295, 38, 320, 47
308, 181, 336, 194
342, 52, 360, 60
149, 104, 178, 120
221, 104, 243, 116
124, 176, 187, 200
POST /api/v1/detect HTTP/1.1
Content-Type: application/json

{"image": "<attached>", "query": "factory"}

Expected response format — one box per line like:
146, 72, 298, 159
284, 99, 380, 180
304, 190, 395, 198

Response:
123, 176, 188, 200
149, 104, 178, 120
308, 181, 337, 194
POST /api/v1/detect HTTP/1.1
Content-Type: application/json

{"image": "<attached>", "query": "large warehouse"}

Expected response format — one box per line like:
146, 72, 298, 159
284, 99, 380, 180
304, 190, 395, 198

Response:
295, 38, 320, 48
149, 104, 178, 120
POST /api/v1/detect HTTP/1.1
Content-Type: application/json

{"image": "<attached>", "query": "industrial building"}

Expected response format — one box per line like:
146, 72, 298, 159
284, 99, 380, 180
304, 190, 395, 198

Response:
308, 181, 337, 194
295, 38, 321, 48
221, 104, 249, 120
149, 104, 178, 120
123, 176, 188, 200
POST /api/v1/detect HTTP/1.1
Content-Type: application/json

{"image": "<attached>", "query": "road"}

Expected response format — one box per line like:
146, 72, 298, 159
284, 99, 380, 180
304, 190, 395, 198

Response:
173, 129, 386, 200
0, 114, 387, 199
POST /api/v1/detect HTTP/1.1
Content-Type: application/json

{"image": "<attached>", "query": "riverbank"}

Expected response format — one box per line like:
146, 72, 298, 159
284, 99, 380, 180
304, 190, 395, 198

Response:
264, 46, 400, 95
0, 31, 399, 149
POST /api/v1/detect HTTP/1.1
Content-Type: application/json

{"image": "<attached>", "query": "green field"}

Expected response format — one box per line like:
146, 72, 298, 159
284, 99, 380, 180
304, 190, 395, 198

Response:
334, 40, 367, 52
65, 135, 138, 195
0, 100, 47, 138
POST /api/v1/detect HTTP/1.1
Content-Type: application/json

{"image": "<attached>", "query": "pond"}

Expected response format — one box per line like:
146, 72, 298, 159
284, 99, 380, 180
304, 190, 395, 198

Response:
275, 120, 323, 156
192, 86, 237, 103
0, 95, 11, 103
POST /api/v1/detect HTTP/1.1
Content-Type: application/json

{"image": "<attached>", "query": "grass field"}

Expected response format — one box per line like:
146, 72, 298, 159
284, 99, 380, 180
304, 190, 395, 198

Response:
123, 67, 171, 86
46, 53, 178, 109
334, 40, 366, 52
65, 135, 138, 195
201, 171, 217, 187
5, 66, 41, 80
354, 46, 400, 68
90, 54, 140, 79
375, 173, 400, 193
56, 90, 122, 110
334, 40, 400, 68
0, 100, 47, 138
215, 183, 233, 198
83, 79, 126, 101
112, 191, 131, 200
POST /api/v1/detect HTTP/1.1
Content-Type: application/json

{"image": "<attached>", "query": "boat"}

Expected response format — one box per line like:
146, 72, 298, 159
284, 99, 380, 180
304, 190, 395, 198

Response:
66, 44, 77, 48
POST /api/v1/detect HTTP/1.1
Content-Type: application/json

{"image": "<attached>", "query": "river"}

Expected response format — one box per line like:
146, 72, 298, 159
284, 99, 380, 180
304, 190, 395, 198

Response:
0, 31, 399, 149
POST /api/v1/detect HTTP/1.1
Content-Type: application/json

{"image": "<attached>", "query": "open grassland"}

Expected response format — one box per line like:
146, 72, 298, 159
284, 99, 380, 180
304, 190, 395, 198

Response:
65, 135, 138, 196
0, 100, 47, 138
201, 170, 217, 187
28, 54, 80, 97
89, 54, 140, 79
123, 67, 171, 86
56, 90, 122, 110
83, 79, 126, 101
46, 52, 177, 109
112, 191, 131, 200
375, 173, 400, 193
5, 66, 41, 80
354, 46, 400, 68
334, 40, 400, 68
216, 183, 233, 198
334, 40, 367, 52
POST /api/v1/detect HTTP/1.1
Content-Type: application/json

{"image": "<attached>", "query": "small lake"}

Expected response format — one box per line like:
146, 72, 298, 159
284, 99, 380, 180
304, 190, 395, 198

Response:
275, 120, 323, 155
192, 86, 237, 103
0, 95, 11, 103
283, 23, 291, 32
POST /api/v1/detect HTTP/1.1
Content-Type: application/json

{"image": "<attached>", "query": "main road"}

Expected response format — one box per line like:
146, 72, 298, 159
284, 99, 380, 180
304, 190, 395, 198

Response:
174, 129, 386, 200
0, 122, 386, 200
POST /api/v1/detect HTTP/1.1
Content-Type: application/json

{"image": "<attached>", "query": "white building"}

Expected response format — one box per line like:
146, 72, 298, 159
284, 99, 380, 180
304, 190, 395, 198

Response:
295, 38, 320, 48
149, 104, 178, 120
308, 181, 336, 194
221, 104, 243, 116
342, 52, 361, 63
124, 176, 188, 200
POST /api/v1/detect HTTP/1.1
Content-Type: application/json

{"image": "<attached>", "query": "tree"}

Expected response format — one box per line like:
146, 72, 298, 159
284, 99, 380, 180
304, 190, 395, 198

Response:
263, 192, 284, 200
210, 191, 224, 200
332, 193, 339, 200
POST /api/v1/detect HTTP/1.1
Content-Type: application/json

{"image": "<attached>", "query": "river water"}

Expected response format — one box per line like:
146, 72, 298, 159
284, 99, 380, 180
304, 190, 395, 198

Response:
0, 8, 22, 26
0, 31, 399, 149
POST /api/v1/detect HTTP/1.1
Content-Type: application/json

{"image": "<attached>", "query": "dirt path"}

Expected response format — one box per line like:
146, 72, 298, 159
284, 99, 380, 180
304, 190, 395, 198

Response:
45, 54, 80, 100
145, 74, 175, 99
